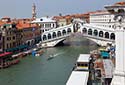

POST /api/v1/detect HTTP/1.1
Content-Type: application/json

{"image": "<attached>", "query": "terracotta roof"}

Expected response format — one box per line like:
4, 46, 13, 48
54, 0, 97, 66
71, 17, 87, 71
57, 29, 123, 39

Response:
114, 1, 125, 6
16, 22, 39, 29
0, 21, 5, 26
89, 10, 109, 15
53, 13, 90, 20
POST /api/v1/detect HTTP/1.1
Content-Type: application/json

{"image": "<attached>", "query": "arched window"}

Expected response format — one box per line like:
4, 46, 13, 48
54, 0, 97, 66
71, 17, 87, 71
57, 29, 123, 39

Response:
62, 30, 66, 35
105, 32, 109, 39
110, 33, 115, 40
67, 28, 71, 34
118, 9, 124, 13
88, 29, 92, 35
48, 33, 51, 39
27, 41, 30, 46
99, 31, 103, 37
82, 28, 87, 34
43, 35, 47, 41
53, 32, 56, 38
93, 30, 98, 36
57, 31, 61, 37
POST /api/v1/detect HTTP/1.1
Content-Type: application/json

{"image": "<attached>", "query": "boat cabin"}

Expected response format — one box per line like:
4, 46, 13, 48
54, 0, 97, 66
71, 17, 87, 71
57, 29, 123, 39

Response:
75, 54, 90, 71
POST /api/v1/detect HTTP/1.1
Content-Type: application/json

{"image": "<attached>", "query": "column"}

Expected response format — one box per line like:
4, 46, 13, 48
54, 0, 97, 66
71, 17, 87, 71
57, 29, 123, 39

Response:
111, 27, 125, 85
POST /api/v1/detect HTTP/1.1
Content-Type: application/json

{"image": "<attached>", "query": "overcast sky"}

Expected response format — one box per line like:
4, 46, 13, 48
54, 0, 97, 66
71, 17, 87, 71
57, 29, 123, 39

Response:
0, 0, 121, 18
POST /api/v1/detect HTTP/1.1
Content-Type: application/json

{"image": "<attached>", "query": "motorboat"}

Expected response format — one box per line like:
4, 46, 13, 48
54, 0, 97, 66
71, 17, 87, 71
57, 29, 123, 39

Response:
47, 55, 54, 60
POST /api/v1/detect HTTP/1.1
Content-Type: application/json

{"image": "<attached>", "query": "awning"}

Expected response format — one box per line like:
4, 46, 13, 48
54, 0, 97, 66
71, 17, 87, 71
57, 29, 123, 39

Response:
0, 52, 12, 58
17, 44, 28, 49
6, 45, 28, 52
101, 51, 109, 58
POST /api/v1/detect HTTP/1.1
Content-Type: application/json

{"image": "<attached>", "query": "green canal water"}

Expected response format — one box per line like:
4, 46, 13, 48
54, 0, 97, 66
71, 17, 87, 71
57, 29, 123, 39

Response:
0, 38, 98, 85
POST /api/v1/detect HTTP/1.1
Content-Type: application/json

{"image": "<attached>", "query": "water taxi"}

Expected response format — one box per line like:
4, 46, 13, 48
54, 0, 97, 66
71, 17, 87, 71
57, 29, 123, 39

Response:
74, 54, 90, 71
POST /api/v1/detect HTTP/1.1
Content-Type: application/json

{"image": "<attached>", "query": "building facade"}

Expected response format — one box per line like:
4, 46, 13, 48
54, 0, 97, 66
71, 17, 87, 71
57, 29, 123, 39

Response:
89, 2, 125, 29
17, 19, 41, 49
90, 10, 116, 28
0, 17, 40, 53
0, 30, 2, 52
32, 17, 57, 33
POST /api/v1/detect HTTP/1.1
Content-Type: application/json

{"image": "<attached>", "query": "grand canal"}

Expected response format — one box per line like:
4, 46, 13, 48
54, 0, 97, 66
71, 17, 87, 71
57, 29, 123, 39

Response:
0, 37, 98, 85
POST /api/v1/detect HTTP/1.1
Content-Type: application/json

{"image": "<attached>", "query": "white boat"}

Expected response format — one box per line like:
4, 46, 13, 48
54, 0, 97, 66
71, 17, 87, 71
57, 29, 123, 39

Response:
74, 54, 90, 71
66, 71, 89, 85
47, 55, 54, 60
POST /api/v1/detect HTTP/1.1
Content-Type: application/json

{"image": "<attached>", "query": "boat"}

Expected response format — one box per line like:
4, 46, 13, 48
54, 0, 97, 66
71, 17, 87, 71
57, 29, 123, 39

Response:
66, 71, 89, 85
66, 54, 90, 85
73, 54, 90, 71
47, 55, 54, 60
32, 48, 44, 57
0, 52, 20, 69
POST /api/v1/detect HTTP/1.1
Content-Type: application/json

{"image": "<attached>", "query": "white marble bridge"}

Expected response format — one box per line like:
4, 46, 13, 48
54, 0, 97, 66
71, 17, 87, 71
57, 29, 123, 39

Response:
41, 20, 115, 47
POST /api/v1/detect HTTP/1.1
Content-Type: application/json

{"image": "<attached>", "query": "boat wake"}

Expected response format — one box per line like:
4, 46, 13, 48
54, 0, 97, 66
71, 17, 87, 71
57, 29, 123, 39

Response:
51, 52, 64, 57
47, 52, 64, 60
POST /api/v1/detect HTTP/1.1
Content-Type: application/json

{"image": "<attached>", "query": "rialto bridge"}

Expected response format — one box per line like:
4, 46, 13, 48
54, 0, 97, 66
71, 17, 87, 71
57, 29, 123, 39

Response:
41, 21, 115, 47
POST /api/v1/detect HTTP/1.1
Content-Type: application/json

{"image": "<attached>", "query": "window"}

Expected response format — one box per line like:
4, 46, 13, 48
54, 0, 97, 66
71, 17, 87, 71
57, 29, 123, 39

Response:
40, 19, 43, 21
7, 43, 9, 48
7, 37, 9, 41
13, 36, 15, 40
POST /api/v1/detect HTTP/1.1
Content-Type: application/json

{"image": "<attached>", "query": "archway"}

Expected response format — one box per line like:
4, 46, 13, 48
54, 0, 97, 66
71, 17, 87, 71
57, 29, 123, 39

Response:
62, 30, 66, 35
88, 29, 92, 35
93, 30, 98, 36
67, 28, 71, 34
31, 40, 34, 45
82, 28, 87, 34
43, 35, 47, 41
27, 41, 30, 46
57, 31, 61, 37
48, 33, 51, 39
110, 33, 115, 40
99, 31, 103, 37
53, 32, 56, 38
105, 32, 109, 39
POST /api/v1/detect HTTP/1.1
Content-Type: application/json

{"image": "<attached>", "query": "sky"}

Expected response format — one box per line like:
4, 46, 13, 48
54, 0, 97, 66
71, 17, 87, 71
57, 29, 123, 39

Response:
0, 0, 121, 18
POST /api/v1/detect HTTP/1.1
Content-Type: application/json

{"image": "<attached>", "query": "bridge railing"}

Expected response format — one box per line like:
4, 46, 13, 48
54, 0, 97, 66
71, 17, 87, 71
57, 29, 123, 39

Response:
42, 34, 71, 43
42, 24, 73, 35
82, 34, 115, 42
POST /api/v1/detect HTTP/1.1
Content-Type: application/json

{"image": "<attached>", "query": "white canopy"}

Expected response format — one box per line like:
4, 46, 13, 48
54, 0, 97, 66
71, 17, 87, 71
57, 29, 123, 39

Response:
77, 54, 90, 63
66, 71, 89, 85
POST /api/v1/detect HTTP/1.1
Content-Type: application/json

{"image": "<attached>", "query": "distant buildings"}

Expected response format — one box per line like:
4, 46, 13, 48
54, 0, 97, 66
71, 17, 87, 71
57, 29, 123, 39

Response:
53, 13, 89, 27
0, 17, 40, 53
0, 1, 124, 53
89, 2, 125, 29
32, 17, 57, 33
